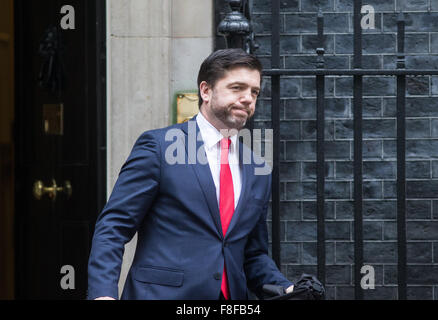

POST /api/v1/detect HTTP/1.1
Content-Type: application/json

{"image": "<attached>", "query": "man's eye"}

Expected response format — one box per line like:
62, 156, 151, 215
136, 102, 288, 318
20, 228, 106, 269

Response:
252, 90, 260, 96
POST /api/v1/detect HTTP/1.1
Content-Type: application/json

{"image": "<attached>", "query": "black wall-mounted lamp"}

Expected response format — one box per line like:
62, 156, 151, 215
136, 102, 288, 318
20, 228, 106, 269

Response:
217, 0, 258, 53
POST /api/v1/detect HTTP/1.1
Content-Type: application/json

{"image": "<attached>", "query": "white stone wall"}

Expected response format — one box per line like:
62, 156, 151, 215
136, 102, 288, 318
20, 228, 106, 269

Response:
171, 0, 214, 95
106, 0, 214, 298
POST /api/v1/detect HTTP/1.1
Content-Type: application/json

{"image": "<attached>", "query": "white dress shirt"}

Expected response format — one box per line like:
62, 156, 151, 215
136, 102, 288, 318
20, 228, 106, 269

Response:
196, 112, 242, 209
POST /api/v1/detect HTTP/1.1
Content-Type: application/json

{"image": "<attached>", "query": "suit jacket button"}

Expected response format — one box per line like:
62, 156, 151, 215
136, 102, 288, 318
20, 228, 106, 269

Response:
214, 272, 221, 280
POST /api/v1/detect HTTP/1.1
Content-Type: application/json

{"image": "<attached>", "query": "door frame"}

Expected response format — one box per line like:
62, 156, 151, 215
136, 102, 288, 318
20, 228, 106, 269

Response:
13, 0, 107, 299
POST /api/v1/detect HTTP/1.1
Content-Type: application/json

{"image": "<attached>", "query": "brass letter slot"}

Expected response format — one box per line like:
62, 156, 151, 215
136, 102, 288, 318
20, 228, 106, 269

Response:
176, 93, 198, 123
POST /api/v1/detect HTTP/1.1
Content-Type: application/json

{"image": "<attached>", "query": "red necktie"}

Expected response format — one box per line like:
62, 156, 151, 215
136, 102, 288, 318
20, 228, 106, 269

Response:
219, 138, 234, 300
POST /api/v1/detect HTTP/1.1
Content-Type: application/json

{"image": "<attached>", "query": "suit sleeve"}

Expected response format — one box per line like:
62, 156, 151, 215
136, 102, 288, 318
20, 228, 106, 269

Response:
243, 174, 293, 299
87, 131, 161, 300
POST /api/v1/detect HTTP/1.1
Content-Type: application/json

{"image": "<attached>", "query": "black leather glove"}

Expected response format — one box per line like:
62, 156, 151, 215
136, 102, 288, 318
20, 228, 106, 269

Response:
262, 274, 325, 300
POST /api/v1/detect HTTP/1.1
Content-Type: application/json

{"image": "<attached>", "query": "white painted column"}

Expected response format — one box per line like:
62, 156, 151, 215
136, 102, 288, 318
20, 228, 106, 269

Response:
106, 0, 214, 298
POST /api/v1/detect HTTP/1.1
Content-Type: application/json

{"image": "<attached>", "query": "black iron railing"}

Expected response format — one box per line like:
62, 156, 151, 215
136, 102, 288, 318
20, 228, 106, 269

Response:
262, 0, 438, 300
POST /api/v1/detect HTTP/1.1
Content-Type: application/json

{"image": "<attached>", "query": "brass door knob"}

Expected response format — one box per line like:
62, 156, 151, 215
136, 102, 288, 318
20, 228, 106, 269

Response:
33, 179, 72, 201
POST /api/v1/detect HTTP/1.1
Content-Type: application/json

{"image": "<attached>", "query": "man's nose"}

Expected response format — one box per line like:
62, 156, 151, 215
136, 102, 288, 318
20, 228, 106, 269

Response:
240, 89, 254, 104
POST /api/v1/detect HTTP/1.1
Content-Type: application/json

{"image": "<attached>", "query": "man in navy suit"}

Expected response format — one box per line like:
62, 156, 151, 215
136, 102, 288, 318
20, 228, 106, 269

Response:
87, 49, 294, 300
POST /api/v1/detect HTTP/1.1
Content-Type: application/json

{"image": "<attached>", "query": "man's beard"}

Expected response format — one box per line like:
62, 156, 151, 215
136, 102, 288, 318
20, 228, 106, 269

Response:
210, 100, 251, 131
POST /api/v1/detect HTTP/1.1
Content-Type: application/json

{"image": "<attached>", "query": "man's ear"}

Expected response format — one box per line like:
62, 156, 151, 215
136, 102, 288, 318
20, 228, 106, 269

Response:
199, 81, 211, 104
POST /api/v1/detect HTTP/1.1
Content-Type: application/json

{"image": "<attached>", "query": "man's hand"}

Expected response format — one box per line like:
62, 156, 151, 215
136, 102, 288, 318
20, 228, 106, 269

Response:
94, 297, 116, 300
285, 284, 294, 294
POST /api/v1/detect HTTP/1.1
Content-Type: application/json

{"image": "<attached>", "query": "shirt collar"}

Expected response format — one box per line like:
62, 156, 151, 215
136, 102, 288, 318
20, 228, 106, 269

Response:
196, 112, 238, 153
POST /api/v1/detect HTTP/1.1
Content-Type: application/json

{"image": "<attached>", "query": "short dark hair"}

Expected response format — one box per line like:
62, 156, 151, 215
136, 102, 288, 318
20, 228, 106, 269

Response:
197, 49, 263, 107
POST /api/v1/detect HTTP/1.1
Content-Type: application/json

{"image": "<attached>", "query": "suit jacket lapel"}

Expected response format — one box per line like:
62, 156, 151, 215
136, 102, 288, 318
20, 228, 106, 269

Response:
181, 118, 224, 238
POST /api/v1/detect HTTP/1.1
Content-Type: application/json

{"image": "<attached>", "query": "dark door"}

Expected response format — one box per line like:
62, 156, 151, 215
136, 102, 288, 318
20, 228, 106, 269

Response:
14, 0, 106, 299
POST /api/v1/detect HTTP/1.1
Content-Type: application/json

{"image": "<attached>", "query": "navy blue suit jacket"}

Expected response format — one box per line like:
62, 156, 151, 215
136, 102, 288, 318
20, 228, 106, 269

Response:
87, 117, 292, 300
